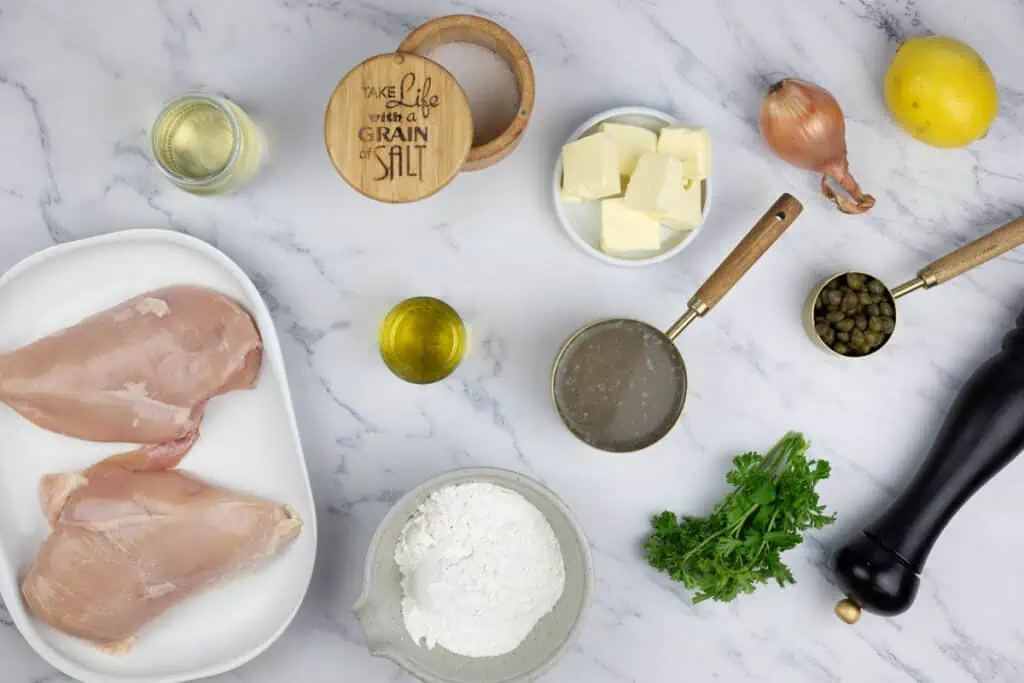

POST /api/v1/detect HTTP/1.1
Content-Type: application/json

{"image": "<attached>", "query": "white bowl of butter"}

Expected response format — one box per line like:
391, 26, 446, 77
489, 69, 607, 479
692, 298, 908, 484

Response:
553, 106, 712, 267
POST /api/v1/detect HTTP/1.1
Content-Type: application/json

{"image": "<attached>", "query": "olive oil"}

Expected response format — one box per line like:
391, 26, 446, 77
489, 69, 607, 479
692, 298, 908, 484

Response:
151, 93, 263, 193
379, 297, 466, 383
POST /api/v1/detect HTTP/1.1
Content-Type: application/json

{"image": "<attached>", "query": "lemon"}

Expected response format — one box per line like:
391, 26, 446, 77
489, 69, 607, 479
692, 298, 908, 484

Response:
884, 36, 998, 148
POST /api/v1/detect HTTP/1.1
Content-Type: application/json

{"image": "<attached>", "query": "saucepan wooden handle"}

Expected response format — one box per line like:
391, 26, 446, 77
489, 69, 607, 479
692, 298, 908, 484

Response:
691, 194, 803, 311
917, 217, 1024, 287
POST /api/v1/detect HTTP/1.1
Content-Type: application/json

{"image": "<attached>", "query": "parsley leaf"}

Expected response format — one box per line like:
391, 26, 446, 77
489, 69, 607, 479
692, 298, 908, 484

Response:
644, 432, 835, 603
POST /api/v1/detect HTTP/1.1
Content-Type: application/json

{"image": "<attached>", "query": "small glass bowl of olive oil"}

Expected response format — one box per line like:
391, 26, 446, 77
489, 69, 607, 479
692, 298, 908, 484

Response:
379, 297, 466, 384
151, 92, 263, 194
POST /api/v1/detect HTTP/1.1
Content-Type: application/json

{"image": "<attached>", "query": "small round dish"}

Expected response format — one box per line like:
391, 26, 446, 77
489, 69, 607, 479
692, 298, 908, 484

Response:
353, 467, 593, 683
552, 106, 713, 267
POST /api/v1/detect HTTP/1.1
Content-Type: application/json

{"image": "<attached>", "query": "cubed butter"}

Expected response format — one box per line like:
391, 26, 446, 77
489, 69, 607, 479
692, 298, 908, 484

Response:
600, 198, 661, 254
560, 186, 584, 203
657, 126, 711, 179
561, 132, 621, 200
659, 180, 703, 231
624, 153, 684, 216
598, 122, 657, 176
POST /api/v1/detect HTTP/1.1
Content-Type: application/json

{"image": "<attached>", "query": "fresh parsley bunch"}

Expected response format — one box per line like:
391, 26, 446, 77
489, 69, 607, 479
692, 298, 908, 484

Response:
645, 432, 835, 603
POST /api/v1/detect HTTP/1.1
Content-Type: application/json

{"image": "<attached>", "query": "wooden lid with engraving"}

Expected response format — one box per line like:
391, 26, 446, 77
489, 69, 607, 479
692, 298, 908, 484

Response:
324, 52, 473, 203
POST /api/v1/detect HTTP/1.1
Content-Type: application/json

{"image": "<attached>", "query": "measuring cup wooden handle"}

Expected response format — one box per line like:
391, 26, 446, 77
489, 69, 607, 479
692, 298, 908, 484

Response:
917, 217, 1024, 287
691, 194, 803, 311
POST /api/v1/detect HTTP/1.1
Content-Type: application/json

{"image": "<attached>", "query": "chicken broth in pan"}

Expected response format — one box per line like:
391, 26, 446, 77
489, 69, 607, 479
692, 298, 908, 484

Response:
553, 320, 685, 452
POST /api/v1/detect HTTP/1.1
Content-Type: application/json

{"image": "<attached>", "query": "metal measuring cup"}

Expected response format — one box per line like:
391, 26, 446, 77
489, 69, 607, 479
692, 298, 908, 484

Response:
551, 194, 804, 453
806, 217, 1024, 358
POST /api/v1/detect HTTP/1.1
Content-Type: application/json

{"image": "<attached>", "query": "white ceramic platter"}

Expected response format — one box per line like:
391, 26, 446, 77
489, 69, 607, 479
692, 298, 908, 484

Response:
0, 229, 317, 683
552, 106, 713, 267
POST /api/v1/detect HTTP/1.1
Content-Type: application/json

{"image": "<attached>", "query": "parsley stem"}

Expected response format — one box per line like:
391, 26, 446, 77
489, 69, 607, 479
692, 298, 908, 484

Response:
679, 504, 760, 565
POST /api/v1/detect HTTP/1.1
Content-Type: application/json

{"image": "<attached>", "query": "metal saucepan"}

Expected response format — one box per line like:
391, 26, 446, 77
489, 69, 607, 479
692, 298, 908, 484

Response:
806, 216, 1024, 358
551, 194, 804, 453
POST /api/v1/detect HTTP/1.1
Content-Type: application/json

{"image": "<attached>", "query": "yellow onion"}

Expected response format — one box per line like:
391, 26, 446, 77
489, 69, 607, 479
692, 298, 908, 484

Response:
760, 79, 875, 214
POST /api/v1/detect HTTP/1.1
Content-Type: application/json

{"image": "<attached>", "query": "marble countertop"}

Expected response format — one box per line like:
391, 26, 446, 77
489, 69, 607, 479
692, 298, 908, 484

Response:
2, 0, 1024, 681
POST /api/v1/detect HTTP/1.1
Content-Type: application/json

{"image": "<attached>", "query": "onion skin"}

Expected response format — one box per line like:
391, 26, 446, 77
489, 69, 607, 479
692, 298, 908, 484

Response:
760, 79, 875, 214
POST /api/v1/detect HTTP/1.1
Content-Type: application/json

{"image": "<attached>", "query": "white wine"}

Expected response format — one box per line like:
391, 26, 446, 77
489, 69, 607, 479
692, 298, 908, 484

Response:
151, 93, 263, 193
158, 101, 233, 179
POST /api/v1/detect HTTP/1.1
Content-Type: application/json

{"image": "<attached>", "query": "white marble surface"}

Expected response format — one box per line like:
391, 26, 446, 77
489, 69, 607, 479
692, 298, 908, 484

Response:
1, 0, 1023, 681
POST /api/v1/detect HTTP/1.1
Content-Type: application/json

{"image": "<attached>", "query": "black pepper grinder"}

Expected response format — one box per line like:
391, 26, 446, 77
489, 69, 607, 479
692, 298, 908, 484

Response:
833, 307, 1024, 623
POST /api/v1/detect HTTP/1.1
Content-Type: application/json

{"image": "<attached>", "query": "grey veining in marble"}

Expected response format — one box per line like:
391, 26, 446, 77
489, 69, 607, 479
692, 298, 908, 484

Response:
1, 0, 1024, 681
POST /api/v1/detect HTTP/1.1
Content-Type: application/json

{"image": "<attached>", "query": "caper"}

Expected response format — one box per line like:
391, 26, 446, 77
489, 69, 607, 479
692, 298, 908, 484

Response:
817, 274, 900, 356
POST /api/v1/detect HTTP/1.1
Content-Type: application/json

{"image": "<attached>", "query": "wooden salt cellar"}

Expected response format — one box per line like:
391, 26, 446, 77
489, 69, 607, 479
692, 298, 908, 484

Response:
398, 15, 535, 172
324, 14, 534, 203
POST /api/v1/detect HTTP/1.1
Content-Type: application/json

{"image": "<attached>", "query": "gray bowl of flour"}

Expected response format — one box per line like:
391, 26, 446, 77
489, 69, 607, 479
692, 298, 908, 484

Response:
353, 467, 594, 683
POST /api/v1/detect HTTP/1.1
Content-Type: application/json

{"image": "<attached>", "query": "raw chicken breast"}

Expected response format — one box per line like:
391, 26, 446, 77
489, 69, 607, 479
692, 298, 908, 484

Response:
21, 446, 301, 650
0, 285, 262, 443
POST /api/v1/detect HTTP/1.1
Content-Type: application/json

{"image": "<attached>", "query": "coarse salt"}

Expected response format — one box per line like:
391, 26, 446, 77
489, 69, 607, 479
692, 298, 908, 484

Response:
426, 42, 520, 146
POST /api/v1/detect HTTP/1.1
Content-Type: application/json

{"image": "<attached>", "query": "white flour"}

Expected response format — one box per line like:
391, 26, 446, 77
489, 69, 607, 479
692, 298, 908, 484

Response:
394, 481, 565, 658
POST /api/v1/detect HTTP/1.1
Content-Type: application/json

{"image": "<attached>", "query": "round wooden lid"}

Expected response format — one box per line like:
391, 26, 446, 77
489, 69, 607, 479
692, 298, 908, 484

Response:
325, 53, 473, 203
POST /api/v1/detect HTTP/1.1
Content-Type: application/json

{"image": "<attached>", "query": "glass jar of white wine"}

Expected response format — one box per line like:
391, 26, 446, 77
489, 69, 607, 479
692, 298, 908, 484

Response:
151, 92, 263, 194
